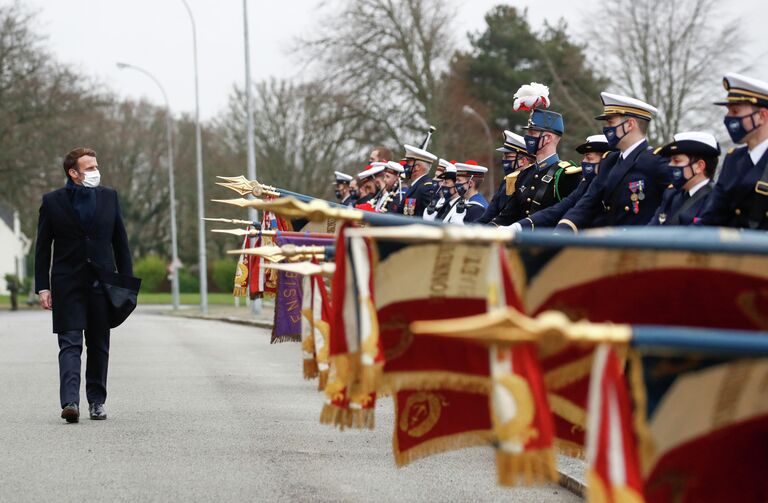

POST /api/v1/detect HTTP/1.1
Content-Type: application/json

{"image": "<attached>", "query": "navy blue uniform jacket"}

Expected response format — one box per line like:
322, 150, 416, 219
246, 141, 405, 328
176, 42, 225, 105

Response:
556, 141, 669, 232
698, 146, 768, 229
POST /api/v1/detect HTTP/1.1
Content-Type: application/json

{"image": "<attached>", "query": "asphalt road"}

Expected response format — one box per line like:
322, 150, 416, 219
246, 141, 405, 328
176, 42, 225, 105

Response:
0, 310, 582, 502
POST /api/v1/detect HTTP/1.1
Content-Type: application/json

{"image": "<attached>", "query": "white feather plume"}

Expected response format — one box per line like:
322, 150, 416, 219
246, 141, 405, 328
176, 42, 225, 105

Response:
513, 82, 551, 111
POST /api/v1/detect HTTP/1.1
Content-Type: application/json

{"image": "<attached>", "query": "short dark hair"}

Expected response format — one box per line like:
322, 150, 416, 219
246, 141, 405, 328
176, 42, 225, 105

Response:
371, 146, 392, 162
63, 147, 97, 180
633, 118, 649, 134
691, 155, 718, 178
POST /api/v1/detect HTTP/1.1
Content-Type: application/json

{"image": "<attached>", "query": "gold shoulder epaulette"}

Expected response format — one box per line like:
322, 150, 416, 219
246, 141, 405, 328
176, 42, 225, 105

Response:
505, 171, 521, 196
727, 147, 735, 155
558, 160, 573, 168
564, 166, 582, 175
653, 147, 662, 155
602, 151, 611, 159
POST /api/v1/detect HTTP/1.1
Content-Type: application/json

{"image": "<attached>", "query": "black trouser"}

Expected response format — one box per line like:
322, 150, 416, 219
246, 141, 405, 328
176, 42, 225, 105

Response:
57, 287, 111, 408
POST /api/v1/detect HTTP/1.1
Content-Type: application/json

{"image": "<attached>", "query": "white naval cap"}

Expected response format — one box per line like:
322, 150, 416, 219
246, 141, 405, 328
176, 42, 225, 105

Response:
437, 158, 455, 172
595, 92, 659, 121
454, 161, 488, 176
403, 144, 437, 163
385, 160, 405, 173
656, 131, 720, 158
436, 161, 457, 180
575, 134, 613, 154
358, 163, 385, 179
714, 72, 768, 108
333, 171, 354, 184
496, 130, 529, 153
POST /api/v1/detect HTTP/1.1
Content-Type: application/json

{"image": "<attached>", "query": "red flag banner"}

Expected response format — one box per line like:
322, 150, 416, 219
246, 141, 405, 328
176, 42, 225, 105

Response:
627, 352, 768, 503
393, 388, 493, 467
521, 245, 768, 457
586, 344, 645, 503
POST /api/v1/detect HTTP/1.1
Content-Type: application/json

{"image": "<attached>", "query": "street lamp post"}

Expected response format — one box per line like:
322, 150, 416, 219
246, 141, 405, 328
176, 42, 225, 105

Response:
180, 0, 208, 314
116, 62, 181, 310
242, 0, 261, 315
462, 105, 495, 193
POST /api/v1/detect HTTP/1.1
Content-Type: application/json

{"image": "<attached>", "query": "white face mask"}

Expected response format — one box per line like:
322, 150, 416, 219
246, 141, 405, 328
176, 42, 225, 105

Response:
82, 169, 101, 188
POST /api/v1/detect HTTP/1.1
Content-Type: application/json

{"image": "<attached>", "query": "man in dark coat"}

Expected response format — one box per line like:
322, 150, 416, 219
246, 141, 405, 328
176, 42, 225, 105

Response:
35, 147, 133, 423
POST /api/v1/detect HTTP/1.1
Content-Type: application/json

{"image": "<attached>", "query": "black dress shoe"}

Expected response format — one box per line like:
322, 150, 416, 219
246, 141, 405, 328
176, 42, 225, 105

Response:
61, 403, 79, 423
89, 403, 107, 420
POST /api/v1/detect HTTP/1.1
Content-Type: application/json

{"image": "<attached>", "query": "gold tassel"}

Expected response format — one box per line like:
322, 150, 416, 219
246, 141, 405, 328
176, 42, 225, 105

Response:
317, 370, 329, 392
303, 359, 319, 379
496, 448, 558, 486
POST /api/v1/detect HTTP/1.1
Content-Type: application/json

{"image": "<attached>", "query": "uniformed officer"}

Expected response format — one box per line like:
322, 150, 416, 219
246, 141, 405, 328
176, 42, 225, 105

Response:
506, 135, 613, 231
398, 144, 437, 216
454, 161, 489, 223
475, 130, 535, 224
333, 171, 356, 206
371, 161, 404, 213
649, 132, 719, 226
355, 164, 380, 206
555, 92, 669, 232
491, 109, 580, 226
698, 73, 768, 230
423, 163, 468, 224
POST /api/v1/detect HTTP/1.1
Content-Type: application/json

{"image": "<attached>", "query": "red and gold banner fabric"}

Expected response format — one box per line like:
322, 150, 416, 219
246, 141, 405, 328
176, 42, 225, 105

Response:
626, 353, 768, 503
585, 344, 645, 503
393, 388, 493, 466
523, 245, 768, 456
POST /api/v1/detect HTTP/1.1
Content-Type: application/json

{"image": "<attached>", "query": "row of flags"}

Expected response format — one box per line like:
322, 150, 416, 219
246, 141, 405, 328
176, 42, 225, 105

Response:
208, 181, 768, 503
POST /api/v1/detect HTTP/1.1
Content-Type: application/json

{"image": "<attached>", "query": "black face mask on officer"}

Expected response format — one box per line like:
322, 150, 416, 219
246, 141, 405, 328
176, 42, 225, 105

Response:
404, 161, 414, 179
334, 188, 343, 200
349, 188, 359, 199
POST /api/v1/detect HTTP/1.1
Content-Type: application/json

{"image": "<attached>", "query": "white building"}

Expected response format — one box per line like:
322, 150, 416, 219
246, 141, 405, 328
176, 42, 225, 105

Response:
0, 202, 31, 295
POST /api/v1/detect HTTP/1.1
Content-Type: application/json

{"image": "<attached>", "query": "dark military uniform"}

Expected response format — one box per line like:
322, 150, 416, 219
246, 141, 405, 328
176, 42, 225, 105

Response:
397, 174, 434, 217
698, 146, 768, 229
517, 173, 592, 229
492, 155, 580, 226
476, 180, 512, 224
340, 194, 357, 207
649, 182, 713, 226
556, 143, 669, 232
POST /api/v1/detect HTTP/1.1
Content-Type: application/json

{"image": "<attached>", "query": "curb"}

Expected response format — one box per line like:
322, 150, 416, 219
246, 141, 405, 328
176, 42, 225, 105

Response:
159, 311, 274, 330
159, 311, 587, 499
558, 472, 585, 498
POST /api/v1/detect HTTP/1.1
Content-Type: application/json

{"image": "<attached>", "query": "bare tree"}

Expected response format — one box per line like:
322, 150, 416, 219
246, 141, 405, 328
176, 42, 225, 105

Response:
299, 0, 456, 149
588, 0, 743, 144
215, 78, 366, 198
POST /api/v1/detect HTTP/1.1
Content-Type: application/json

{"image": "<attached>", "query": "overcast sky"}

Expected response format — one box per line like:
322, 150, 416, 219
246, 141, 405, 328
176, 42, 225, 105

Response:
23, 0, 768, 120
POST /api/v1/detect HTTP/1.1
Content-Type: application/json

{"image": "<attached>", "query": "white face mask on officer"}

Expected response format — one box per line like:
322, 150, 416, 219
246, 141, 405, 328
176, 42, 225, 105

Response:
82, 169, 101, 188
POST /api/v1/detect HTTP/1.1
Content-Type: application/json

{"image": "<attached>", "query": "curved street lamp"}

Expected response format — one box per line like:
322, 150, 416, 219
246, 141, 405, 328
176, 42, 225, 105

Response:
116, 62, 181, 311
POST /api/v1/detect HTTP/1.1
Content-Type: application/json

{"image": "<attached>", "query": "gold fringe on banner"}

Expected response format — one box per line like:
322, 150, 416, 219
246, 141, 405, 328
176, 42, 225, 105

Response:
380, 372, 492, 396
496, 448, 558, 486
393, 430, 494, 468
586, 470, 646, 503
544, 353, 595, 391
233, 285, 248, 297
303, 359, 318, 380
627, 350, 656, 474
319, 403, 375, 431
555, 438, 584, 459
318, 370, 329, 392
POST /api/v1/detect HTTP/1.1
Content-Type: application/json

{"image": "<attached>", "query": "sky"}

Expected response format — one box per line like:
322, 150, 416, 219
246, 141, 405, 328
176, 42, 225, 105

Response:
21, 0, 768, 121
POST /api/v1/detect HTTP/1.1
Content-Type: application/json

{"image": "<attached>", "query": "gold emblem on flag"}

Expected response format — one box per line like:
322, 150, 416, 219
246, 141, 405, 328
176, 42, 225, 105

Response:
399, 392, 445, 438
